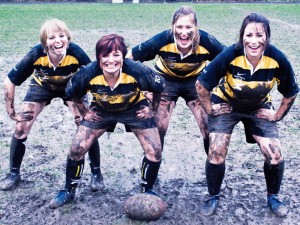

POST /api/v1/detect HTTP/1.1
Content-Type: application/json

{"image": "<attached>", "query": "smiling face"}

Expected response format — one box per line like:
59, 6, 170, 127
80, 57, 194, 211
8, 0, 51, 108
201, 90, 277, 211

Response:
99, 50, 123, 76
243, 22, 267, 63
173, 14, 196, 54
46, 31, 69, 59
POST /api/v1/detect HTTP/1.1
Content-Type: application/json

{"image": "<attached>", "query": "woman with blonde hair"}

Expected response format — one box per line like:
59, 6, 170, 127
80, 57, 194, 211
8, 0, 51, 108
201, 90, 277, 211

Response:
1, 18, 104, 192
127, 6, 225, 155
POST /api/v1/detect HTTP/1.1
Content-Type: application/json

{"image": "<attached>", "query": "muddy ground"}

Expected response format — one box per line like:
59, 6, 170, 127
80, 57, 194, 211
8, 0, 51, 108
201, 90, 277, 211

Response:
0, 26, 300, 224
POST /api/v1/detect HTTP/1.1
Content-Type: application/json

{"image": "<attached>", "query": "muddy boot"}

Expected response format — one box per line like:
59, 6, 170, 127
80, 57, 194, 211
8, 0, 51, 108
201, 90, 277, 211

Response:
1, 136, 27, 191
49, 189, 75, 209
142, 188, 158, 196
200, 195, 219, 216
264, 161, 287, 217
90, 174, 105, 192
0, 172, 21, 191
50, 158, 84, 209
267, 194, 288, 217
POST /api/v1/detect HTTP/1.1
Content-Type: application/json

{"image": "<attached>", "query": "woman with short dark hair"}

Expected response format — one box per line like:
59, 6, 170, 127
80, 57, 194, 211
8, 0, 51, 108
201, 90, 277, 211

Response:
49, 34, 165, 209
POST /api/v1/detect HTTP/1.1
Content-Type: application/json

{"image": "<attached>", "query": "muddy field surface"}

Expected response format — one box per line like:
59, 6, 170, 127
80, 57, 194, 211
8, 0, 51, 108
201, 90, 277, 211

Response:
0, 29, 300, 225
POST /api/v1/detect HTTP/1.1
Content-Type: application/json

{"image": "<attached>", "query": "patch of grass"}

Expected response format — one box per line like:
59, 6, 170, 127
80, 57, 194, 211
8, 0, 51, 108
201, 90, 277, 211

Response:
0, 3, 299, 57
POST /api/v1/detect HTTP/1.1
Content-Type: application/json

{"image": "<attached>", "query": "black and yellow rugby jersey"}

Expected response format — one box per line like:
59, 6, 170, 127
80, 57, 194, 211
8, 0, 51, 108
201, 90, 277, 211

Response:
66, 59, 164, 112
8, 42, 91, 92
131, 29, 225, 81
198, 44, 299, 111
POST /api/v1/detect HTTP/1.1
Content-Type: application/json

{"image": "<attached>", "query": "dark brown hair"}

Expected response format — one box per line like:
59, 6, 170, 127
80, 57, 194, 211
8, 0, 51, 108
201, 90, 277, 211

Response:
96, 34, 127, 63
236, 13, 271, 49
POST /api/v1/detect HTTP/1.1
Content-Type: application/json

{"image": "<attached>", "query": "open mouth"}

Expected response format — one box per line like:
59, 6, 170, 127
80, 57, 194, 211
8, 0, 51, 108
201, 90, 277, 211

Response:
179, 36, 190, 45
54, 45, 64, 50
249, 45, 260, 50
105, 63, 118, 68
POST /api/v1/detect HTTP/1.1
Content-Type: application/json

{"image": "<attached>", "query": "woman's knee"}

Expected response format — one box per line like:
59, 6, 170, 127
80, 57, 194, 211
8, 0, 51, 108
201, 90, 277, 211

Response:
257, 137, 283, 164
69, 145, 85, 161
145, 148, 162, 162
208, 149, 226, 164
14, 122, 33, 139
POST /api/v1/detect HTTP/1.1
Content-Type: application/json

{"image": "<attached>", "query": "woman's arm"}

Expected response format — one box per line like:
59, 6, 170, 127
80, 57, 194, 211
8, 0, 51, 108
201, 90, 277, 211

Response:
195, 80, 213, 115
4, 77, 33, 121
4, 77, 16, 119
256, 94, 297, 122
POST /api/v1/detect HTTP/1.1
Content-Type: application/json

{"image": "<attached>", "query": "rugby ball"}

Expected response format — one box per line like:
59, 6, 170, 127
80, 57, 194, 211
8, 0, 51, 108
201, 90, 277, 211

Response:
124, 193, 167, 221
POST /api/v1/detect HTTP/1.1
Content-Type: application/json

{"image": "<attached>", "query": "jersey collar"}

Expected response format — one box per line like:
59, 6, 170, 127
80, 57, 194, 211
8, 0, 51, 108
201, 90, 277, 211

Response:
244, 49, 264, 75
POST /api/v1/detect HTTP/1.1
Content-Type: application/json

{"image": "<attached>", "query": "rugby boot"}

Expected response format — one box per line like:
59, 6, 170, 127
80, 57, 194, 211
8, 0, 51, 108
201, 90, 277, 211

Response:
200, 195, 219, 216
49, 189, 75, 209
90, 174, 105, 192
141, 187, 158, 196
0, 172, 21, 190
267, 194, 289, 217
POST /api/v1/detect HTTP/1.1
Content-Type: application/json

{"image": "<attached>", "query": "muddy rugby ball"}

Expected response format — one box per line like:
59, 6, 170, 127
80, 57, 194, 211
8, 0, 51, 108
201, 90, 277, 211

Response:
124, 193, 167, 221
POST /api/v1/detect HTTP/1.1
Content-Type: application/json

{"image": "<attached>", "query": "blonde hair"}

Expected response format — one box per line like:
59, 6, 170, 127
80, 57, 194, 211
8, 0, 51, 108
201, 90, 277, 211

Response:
171, 6, 200, 53
40, 19, 72, 52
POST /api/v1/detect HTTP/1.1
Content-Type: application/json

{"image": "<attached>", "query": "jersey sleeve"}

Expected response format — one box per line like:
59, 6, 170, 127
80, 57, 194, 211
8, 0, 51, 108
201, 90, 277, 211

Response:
66, 62, 96, 99
275, 51, 299, 97
7, 46, 40, 86
68, 42, 91, 66
200, 30, 226, 61
131, 30, 170, 62
197, 46, 231, 91
126, 59, 165, 93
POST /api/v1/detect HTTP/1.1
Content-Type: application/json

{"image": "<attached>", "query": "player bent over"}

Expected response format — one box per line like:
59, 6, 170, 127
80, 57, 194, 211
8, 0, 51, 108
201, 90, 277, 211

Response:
49, 34, 165, 209
1, 19, 104, 192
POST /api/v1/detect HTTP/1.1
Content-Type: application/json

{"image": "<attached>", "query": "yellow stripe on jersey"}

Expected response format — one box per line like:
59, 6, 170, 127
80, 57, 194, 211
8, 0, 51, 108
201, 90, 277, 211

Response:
90, 72, 137, 86
227, 74, 276, 90
195, 46, 209, 55
90, 75, 107, 86
93, 89, 144, 111
34, 55, 79, 67
222, 73, 276, 99
34, 56, 50, 67
261, 56, 279, 69
230, 56, 250, 70
94, 89, 138, 104
213, 86, 228, 101
61, 55, 79, 66
90, 73, 145, 111
230, 55, 279, 70
120, 72, 138, 84
160, 43, 177, 53
160, 43, 209, 55
157, 57, 206, 78
33, 75, 43, 86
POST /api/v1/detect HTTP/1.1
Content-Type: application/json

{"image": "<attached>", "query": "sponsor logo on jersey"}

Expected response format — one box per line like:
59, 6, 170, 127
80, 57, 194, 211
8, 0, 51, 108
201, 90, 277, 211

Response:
235, 72, 246, 80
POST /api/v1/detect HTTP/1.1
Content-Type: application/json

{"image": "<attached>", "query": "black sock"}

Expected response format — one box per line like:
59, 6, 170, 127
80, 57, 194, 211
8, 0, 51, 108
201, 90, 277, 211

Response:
206, 160, 225, 196
141, 156, 161, 192
10, 136, 27, 174
88, 141, 101, 175
65, 158, 84, 192
264, 161, 284, 195
203, 138, 209, 155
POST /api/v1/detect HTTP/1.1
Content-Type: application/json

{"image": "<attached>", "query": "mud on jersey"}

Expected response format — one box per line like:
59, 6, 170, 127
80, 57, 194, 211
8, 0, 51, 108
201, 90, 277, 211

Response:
198, 44, 299, 112
8, 42, 91, 92
66, 59, 164, 112
131, 29, 225, 80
